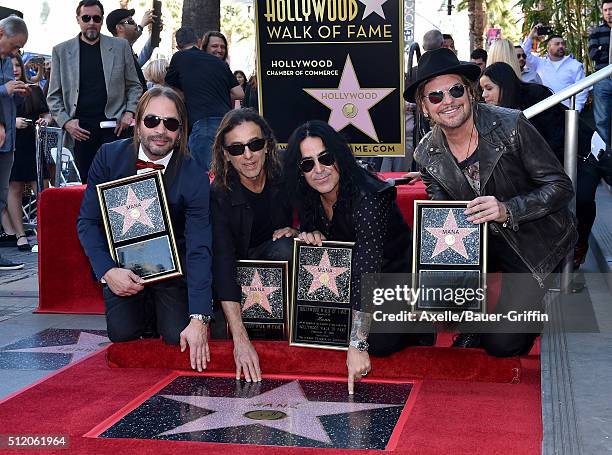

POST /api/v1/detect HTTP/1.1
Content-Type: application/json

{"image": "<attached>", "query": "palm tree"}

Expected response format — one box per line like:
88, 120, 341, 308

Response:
182, 0, 220, 38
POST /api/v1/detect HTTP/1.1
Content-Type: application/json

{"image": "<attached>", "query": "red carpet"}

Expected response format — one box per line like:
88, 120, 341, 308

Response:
35, 176, 427, 315
0, 341, 541, 454
107, 339, 521, 383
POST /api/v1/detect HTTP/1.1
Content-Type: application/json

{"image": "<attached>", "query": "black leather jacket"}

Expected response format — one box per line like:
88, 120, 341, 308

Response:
414, 103, 577, 285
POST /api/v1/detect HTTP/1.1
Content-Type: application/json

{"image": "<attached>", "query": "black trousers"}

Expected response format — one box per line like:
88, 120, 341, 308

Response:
73, 124, 130, 183
103, 278, 190, 345
576, 154, 607, 250
479, 235, 548, 357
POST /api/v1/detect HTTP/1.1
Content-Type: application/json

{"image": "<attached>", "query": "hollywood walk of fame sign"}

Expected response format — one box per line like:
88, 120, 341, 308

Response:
94, 376, 414, 450
412, 201, 487, 313
290, 239, 355, 350
235, 260, 289, 340
97, 171, 182, 283
254, 0, 405, 156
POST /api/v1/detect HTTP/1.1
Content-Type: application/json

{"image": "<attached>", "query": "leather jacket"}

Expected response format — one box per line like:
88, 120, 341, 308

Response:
414, 103, 577, 285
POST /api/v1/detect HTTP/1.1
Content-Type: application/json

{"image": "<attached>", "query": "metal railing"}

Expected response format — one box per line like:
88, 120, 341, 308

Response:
523, 63, 612, 293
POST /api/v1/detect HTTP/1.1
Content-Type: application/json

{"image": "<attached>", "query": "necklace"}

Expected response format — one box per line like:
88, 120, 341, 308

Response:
464, 124, 476, 161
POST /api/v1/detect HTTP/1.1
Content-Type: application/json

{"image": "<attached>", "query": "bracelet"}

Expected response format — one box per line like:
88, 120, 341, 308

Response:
501, 207, 511, 228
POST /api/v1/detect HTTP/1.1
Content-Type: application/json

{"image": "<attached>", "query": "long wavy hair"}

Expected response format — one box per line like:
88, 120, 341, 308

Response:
210, 108, 281, 190
133, 86, 190, 156
284, 120, 372, 216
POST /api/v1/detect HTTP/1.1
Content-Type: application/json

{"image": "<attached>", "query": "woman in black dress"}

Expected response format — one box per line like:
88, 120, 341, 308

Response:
7, 54, 51, 250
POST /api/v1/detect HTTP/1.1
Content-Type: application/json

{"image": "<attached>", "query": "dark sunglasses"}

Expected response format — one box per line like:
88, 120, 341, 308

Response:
299, 151, 335, 173
142, 115, 181, 132
80, 15, 103, 23
119, 19, 136, 26
426, 83, 466, 104
224, 138, 266, 156
516, 53, 527, 59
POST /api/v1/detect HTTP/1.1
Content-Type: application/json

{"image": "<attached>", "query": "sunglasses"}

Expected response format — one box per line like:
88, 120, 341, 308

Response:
516, 53, 527, 59
224, 138, 266, 156
80, 14, 103, 23
299, 151, 335, 173
142, 115, 181, 132
119, 19, 136, 26
426, 83, 466, 104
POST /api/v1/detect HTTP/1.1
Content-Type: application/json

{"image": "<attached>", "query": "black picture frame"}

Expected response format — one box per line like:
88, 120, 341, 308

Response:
235, 260, 289, 340
289, 239, 355, 350
96, 171, 182, 283
412, 200, 487, 313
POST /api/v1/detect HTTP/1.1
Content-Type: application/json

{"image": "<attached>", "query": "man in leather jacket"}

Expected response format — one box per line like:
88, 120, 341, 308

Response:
404, 48, 577, 357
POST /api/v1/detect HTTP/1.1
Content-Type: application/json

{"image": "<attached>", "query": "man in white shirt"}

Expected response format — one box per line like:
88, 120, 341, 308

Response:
521, 26, 589, 111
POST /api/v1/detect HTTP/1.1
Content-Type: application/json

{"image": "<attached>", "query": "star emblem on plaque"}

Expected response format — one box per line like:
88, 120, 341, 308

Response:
304, 55, 395, 142
236, 261, 289, 340
94, 376, 414, 450
97, 171, 182, 283
413, 201, 487, 313
290, 240, 355, 349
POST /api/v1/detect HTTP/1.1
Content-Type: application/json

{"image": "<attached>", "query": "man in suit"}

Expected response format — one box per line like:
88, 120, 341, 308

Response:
47, 0, 142, 183
77, 85, 212, 372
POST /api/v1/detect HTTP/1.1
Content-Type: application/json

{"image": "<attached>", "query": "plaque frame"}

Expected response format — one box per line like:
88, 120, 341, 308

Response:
289, 239, 355, 350
234, 260, 290, 340
412, 200, 487, 313
96, 171, 182, 284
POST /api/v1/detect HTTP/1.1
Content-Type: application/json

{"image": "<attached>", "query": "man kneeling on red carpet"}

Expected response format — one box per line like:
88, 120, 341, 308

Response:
78, 86, 212, 372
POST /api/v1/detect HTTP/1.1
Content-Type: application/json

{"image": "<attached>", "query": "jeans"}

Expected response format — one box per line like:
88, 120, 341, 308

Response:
593, 78, 612, 150
189, 117, 223, 171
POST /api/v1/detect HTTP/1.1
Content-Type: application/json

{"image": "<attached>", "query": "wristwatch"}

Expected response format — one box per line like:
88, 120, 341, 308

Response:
136, 25, 144, 33
349, 339, 369, 352
189, 314, 211, 324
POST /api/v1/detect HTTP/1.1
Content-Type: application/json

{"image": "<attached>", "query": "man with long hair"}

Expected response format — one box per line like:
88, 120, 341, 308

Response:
210, 108, 295, 382
77, 86, 213, 372
406, 48, 576, 355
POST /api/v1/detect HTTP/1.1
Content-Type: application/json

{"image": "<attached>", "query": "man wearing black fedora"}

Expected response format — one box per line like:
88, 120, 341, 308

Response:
405, 48, 577, 357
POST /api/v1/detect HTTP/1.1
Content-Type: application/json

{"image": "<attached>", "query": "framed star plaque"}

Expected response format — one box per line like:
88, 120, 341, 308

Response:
289, 239, 355, 350
412, 201, 487, 313
235, 260, 289, 340
96, 171, 182, 283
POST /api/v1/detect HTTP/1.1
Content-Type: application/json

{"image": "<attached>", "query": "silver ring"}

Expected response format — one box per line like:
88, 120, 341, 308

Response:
361, 370, 369, 377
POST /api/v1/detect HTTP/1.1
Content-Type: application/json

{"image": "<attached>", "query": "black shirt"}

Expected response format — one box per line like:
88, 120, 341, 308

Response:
242, 182, 274, 247
75, 38, 108, 125
165, 47, 239, 127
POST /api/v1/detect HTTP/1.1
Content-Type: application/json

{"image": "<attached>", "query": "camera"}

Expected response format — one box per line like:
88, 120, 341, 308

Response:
29, 56, 45, 65
536, 25, 553, 36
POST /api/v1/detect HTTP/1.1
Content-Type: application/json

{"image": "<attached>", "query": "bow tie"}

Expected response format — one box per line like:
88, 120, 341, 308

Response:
136, 159, 165, 171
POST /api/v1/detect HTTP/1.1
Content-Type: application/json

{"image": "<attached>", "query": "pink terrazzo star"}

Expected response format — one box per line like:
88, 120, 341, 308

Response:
303, 250, 349, 297
303, 55, 395, 142
241, 270, 279, 315
110, 187, 157, 235
425, 211, 477, 259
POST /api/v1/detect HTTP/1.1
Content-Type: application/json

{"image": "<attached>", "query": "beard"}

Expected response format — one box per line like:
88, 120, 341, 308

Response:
432, 103, 473, 130
141, 133, 177, 157
83, 28, 100, 42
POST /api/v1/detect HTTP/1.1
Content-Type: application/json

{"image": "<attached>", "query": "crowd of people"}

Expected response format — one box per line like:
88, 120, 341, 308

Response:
0, 0, 611, 390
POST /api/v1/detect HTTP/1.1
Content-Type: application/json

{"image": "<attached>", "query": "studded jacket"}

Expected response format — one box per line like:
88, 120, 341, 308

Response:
414, 103, 577, 285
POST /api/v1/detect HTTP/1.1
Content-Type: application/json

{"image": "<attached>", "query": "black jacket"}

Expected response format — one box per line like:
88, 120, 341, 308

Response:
212, 173, 293, 302
415, 103, 577, 285
299, 172, 412, 310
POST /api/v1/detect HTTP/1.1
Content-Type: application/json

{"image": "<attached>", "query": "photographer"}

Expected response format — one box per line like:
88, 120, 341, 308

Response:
521, 25, 589, 111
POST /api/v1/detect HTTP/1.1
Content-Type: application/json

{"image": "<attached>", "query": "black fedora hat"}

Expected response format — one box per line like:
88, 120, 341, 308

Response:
403, 48, 481, 102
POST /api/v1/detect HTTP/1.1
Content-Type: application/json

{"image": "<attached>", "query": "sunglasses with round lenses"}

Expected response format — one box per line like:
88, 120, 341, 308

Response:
81, 15, 103, 23
224, 138, 266, 156
143, 115, 181, 132
119, 19, 137, 26
426, 83, 466, 104
299, 151, 336, 173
